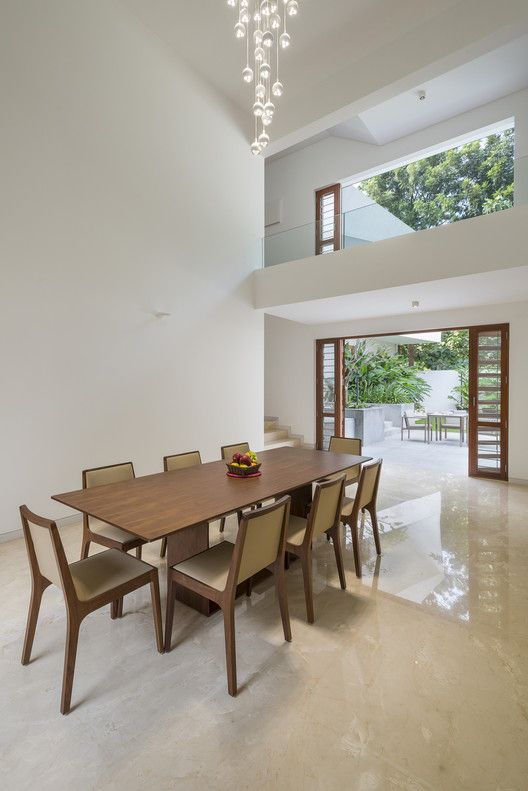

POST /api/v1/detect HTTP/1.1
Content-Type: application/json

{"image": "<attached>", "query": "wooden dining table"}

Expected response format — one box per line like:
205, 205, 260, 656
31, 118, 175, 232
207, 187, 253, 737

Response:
52, 446, 371, 615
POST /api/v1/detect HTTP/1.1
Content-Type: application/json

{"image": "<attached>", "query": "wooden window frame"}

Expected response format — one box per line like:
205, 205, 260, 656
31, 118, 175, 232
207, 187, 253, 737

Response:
315, 184, 341, 256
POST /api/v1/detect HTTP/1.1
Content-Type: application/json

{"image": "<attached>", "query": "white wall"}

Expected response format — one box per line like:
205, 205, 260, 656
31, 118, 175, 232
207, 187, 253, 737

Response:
0, 1, 263, 536
418, 371, 461, 413
265, 88, 528, 238
265, 302, 528, 482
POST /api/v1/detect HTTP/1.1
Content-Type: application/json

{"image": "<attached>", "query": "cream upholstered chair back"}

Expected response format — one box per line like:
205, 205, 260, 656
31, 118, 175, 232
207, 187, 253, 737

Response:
233, 497, 290, 585
357, 459, 382, 510
328, 436, 362, 482
82, 462, 135, 532
83, 462, 135, 489
164, 451, 202, 471
20, 506, 70, 593
221, 442, 249, 461
311, 476, 345, 538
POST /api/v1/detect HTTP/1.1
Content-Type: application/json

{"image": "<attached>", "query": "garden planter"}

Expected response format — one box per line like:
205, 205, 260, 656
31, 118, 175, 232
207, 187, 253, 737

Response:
345, 406, 384, 444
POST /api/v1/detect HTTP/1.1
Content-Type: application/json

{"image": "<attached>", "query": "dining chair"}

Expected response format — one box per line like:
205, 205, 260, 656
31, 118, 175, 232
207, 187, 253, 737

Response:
401, 412, 428, 442
160, 451, 203, 558
219, 442, 251, 533
164, 496, 292, 696
20, 505, 163, 715
285, 475, 346, 624
327, 436, 363, 486
340, 459, 383, 578
80, 462, 145, 560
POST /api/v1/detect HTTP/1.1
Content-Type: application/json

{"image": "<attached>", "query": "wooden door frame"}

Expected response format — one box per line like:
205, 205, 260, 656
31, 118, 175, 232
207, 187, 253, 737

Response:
315, 323, 510, 480
315, 338, 344, 449
468, 323, 509, 481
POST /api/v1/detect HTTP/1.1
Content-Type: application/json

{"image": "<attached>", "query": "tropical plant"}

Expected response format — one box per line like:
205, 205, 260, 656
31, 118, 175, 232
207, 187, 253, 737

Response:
344, 341, 431, 408
448, 368, 469, 410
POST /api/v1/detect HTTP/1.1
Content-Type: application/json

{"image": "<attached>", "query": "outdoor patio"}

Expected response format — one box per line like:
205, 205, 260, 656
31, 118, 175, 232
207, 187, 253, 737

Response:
364, 427, 468, 476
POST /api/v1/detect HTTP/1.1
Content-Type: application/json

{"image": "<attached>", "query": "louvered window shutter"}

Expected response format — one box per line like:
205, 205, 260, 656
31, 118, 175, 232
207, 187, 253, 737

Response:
315, 184, 341, 255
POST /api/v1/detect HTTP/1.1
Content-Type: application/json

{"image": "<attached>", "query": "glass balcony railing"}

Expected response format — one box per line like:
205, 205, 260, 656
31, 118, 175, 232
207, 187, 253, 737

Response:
263, 204, 415, 268
262, 174, 525, 268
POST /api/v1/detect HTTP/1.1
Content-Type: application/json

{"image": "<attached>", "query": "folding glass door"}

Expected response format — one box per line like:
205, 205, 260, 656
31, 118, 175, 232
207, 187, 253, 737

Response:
316, 339, 344, 450
468, 324, 509, 480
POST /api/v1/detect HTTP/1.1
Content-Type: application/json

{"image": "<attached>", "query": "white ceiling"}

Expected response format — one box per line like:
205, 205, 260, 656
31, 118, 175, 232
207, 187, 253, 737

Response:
122, 0, 462, 135
263, 267, 528, 325
332, 35, 528, 146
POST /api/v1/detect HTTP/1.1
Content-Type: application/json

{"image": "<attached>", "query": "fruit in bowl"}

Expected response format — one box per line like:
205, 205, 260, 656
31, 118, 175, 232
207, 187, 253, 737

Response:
227, 450, 261, 477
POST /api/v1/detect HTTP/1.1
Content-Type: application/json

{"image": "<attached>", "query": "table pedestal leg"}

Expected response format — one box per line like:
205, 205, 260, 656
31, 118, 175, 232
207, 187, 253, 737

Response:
288, 484, 313, 518
166, 523, 216, 616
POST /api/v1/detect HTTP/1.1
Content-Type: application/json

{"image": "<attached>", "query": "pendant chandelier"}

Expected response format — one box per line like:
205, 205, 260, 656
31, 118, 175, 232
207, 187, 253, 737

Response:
226, 0, 300, 155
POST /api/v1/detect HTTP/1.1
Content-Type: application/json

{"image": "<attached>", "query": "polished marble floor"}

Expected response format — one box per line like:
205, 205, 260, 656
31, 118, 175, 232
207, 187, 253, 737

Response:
1, 464, 527, 790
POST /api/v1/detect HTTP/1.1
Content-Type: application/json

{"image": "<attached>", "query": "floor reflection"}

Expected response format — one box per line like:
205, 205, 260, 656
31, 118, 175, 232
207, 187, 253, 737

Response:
352, 480, 510, 630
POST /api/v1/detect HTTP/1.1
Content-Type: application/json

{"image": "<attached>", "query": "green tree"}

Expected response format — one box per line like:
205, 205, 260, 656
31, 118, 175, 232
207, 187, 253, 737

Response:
405, 330, 469, 370
358, 130, 514, 230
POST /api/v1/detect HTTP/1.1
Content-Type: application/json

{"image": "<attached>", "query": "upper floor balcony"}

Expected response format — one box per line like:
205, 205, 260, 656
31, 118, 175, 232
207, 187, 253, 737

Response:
254, 202, 528, 311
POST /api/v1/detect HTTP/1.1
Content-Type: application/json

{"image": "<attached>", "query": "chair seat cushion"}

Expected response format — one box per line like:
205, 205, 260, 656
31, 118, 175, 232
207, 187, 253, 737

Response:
90, 519, 141, 545
70, 548, 151, 601
173, 541, 234, 592
286, 515, 308, 546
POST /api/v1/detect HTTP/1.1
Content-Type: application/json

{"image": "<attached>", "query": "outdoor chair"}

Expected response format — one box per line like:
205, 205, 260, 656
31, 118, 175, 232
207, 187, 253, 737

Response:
401, 412, 428, 442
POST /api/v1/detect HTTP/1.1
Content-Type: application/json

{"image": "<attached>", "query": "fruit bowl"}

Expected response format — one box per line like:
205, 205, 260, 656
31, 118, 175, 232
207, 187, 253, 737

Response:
226, 462, 262, 477
226, 449, 261, 477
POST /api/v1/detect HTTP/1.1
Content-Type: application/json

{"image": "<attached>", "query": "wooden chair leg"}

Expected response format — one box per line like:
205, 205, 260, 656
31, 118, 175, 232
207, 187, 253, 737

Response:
60, 613, 81, 715
149, 573, 164, 653
349, 518, 362, 578
222, 602, 237, 696
219, 517, 226, 533
245, 577, 253, 597
300, 551, 315, 624
368, 507, 382, 556
330, 526, 346, 590
21, 578, 49, 665
164, 579, 176, 652
284, 552, 290, 570
80, 534, 91, 560
275, 564, 292, 642
135, 546, 142, 560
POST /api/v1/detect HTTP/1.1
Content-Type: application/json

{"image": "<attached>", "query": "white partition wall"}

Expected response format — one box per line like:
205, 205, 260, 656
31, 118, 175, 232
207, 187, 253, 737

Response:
0, 1, 264, 536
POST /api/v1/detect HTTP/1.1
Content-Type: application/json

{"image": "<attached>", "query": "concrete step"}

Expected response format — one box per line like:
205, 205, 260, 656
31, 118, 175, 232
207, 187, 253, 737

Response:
264, 438, 302, 450
264, 429, 289, 442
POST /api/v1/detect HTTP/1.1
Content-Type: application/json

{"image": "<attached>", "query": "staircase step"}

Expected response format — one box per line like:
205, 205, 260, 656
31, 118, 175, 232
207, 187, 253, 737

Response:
264, 429, 289, 442
264, 438, 301, 450
264, 419, 279, 432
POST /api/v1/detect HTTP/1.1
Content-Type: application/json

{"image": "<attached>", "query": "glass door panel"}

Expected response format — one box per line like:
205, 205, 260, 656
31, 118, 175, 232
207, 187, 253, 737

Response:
469, 326, 508, 479
316, 339, 344, 450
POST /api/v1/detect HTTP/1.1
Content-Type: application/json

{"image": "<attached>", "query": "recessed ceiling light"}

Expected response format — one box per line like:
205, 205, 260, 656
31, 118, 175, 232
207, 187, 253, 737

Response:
417, 90, 426, 102
411, 300, 420, 309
